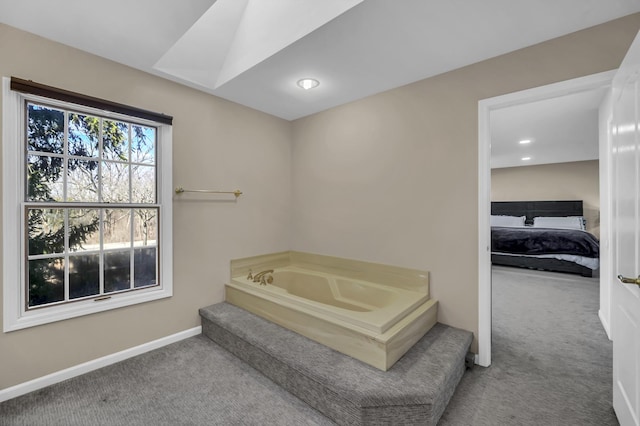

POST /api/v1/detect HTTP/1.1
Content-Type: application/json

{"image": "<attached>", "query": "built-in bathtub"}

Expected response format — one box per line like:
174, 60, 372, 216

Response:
225, 252, 438, 371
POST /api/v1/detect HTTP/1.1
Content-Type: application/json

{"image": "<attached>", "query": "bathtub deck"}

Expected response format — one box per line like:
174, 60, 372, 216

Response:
199, 302, 473, 426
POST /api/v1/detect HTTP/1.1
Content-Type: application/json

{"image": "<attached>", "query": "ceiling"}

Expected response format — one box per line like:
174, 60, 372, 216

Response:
1, 0, 639, 122
0, 1, 638, 168
490, 87, 607, 169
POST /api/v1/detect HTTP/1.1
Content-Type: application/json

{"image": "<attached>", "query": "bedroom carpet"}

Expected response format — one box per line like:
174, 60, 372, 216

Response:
0, 266, 615, 425
439, 266, 616, 425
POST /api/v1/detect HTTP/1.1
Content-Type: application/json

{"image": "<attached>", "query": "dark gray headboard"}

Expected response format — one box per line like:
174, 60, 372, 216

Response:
491, 200, 583, 225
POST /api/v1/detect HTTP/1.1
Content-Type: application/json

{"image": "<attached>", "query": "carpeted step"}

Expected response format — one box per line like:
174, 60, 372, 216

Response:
199, 302, 473, 425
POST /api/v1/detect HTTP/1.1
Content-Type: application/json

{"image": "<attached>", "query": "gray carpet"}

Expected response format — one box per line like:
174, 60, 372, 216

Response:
200, 302, 472, 425
439, 266, 616, 425
0, 335, 334, 426
0, 265, 616, 425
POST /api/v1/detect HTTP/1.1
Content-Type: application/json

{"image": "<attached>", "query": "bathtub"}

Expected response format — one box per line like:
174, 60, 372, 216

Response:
225, 263, 438, 371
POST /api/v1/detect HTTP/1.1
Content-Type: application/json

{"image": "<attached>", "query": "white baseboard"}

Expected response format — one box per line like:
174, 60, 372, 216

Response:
598, 310, 612, 341
0, 326, 202, 403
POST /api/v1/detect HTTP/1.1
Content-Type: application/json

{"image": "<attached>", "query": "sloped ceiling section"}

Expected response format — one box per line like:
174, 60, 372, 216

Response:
153, 0, 364, 90
0, 0, 219, 70
153, 0, 250, 89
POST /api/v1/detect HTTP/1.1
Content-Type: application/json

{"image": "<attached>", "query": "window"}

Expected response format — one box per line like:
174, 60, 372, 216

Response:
3, 77, 173, 331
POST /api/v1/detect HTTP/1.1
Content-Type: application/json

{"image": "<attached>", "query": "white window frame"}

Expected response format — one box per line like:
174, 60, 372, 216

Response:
2, 77, 173, 332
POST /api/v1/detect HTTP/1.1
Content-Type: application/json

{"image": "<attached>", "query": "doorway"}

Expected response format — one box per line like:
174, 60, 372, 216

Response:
477, 70, 616, 367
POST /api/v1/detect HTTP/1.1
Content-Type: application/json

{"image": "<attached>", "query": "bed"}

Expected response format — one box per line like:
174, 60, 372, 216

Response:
491, 200, 600, 277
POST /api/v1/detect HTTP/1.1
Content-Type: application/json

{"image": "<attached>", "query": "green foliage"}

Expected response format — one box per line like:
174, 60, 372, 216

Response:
27, 105, 64, 153
27, 105, 107, 252
101, 118, 128, 161
28, 258, 64, 307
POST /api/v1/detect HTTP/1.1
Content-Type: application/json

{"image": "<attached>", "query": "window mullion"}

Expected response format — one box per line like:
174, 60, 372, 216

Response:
63, 112, 70, 302
64, 209, 70, 302
64, 110, 68, 202
130, 207, 135, 290
99, 208, 105, 296
98, 117, 105, 296
128, 124, 134, 290
24, 202, 161, 209
98, 117, 103, 203
128, 124, 132, 203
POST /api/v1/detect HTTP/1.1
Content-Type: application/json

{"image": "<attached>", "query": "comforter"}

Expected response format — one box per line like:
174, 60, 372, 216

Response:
491, 226, 599, 258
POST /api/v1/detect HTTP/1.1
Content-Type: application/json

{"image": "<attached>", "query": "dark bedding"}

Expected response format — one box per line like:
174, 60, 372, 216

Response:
491, 226, 599, 258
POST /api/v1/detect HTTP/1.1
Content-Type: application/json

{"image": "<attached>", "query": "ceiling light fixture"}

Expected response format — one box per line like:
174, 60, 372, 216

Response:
297, 78, 320, 90
521, 156, 531, 161
519, 139, 532, 144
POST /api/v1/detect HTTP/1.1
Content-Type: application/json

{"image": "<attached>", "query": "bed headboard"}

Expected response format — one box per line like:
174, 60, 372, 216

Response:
491, 200, 583, 225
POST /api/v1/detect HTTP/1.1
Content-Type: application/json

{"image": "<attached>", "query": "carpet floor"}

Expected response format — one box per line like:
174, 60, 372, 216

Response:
0, 335, 334, 426
0, 266, 616, 425
439, 266, 616, 425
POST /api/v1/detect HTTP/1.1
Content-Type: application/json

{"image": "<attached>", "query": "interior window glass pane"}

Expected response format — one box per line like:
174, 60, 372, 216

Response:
133, 208, 157, 288
101, 161, 130, 203
69, 209, 100, 252
68, 113, 99, 158
102, 120, 129, 162
104, 209, 131, 248
28, 257, 65, 307
131, 165, 155, 203
134, 247, 157, 288
69, 254, 100, 299
134, 208, 157, 247
104, 250, 130, 293
27, 208, 65, 255
67, 159, 99, 202
27, 104, 64, 154
131, 125, 155, 165
27, 154, 64, 201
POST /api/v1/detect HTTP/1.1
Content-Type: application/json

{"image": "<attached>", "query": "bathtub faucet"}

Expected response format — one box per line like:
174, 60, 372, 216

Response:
252, 269, 274, 285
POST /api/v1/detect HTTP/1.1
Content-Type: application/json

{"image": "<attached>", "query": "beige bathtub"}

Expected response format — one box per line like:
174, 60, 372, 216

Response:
225, 264, 438, 370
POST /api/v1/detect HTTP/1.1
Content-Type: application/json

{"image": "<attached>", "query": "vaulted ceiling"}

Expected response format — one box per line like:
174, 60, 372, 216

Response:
1, 0, 638, 121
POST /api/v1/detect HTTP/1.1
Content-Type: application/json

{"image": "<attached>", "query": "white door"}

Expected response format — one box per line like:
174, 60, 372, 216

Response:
612, 30, 640, 426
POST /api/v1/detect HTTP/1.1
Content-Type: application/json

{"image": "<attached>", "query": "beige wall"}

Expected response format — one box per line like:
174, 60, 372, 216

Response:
2, 14, 639, 391
492, 160, 600, 236
0, 24, 292, 390
291, 14, 640, 353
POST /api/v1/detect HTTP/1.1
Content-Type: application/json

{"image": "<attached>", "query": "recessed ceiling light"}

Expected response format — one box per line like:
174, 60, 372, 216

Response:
519, 139, 532, 144
297, 78, 320, 90
521, 156, 531, 161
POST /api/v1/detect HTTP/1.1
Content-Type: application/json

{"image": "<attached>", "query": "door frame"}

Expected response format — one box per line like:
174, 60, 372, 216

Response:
477, 70, 616, 367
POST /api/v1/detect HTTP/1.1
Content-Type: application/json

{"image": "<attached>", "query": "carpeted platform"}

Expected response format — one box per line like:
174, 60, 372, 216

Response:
200, 302, 473, 426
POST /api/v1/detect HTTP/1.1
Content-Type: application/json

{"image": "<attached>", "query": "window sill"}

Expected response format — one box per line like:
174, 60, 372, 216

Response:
3, 286, 172, 332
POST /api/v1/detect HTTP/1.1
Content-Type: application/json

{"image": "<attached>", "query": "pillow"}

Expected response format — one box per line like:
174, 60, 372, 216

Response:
491, 215, 526, 227
532, 216, 585, 230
